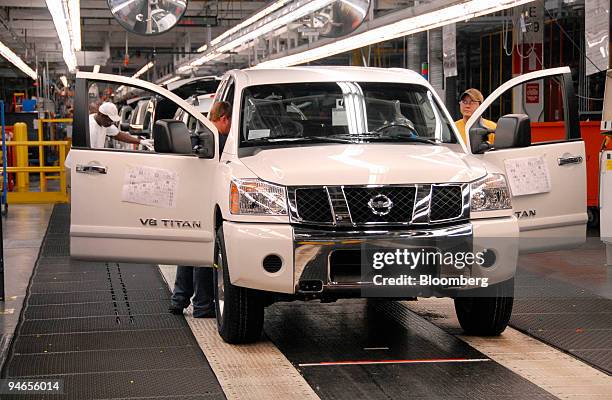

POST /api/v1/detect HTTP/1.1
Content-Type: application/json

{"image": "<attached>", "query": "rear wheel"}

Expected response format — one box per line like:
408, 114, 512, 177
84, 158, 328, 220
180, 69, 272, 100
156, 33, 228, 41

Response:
214, 226, 264, 344
454, 278, 514, 336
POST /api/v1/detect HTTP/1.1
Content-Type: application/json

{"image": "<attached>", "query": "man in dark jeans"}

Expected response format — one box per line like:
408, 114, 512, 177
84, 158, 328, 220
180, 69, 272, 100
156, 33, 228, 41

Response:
169, 267, 215, 318
168, 101, 232, 318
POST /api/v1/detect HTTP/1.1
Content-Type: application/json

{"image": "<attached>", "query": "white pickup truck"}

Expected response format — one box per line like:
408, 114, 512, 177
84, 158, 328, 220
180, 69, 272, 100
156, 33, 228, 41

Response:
69, 66, 586, 343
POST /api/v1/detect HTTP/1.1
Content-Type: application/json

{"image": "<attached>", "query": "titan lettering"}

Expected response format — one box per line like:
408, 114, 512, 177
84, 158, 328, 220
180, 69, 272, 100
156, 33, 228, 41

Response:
514, 210, 536, 218
140, 218, 202, 229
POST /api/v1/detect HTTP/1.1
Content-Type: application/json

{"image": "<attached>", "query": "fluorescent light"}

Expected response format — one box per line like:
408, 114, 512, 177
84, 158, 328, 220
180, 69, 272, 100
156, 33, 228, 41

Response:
68, 0, 81, 51
0, 40, 37, 80
162, 76, 181, 85
132, 61, 154, 79
93, 64, 100, 73
188, 0, 335, 68
60, 75, 68, 87
46, 0, 78, 72
256, 0, 533, 68
202, 0, 293, 51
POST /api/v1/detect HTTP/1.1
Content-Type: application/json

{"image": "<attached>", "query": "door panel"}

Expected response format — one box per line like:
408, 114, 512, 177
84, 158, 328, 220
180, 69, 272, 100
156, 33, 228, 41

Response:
70, 72, 219, 265
467, 67, 586, 252
70, 149, 217, 265
481, 142, 586, 252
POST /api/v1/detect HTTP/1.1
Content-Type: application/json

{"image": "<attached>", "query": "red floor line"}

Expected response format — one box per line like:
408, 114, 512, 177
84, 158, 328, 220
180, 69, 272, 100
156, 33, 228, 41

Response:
298, 358, 491, 367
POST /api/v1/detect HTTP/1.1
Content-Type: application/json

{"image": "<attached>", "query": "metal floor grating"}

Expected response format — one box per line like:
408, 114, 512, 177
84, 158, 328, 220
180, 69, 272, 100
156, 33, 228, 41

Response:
511, 265, 612, 375
264, 299, 557, 400
1, 204, 226, 399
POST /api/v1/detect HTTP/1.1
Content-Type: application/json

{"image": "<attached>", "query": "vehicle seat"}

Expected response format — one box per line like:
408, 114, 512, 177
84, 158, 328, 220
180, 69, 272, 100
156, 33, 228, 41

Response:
153, 120, 193, 154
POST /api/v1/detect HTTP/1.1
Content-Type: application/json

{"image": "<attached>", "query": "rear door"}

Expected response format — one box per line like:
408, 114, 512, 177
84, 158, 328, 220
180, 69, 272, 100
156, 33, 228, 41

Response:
70, 72, 220, 265
466, 67, 586, 252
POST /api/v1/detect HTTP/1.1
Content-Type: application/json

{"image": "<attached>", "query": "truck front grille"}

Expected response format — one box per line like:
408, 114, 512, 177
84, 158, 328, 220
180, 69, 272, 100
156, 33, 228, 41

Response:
295, 188, 333, 223
344, 186, 416, 224
288, 184, 468, 227
430, 186, 464, 221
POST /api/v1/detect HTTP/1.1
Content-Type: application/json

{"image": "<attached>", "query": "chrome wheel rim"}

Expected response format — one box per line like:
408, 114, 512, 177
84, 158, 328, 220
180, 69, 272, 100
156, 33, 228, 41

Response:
216, 249, 225, 318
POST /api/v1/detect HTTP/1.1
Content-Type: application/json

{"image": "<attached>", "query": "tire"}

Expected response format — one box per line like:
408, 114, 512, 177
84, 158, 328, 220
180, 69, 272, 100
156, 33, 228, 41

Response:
454, 278, 514, 336
214, 226, 264, 344
587, 207, 600, 229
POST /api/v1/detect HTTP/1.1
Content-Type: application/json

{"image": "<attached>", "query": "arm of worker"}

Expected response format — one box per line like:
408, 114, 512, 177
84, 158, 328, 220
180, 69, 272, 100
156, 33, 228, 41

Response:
114, 132, 155, 150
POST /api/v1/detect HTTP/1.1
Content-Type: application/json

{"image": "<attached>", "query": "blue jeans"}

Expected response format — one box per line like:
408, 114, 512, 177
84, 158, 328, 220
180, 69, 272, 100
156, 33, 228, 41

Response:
170, 266, 214, 315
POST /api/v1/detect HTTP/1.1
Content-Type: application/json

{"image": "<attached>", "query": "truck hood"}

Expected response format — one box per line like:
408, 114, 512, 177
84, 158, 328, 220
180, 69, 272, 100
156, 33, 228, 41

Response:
239, 144, 487, 186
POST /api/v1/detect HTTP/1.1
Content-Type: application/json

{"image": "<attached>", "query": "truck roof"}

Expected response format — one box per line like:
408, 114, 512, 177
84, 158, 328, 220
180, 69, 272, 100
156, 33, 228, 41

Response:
233, 66, 428, 87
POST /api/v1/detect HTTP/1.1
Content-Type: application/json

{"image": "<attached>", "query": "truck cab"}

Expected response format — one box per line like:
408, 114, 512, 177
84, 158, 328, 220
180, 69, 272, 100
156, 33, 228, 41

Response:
68, 66, 586, 343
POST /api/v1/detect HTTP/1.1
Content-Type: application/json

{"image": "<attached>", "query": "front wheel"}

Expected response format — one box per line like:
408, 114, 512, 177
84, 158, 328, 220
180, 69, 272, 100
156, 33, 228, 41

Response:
454, 278, 514, 336
214, 226, 264, 344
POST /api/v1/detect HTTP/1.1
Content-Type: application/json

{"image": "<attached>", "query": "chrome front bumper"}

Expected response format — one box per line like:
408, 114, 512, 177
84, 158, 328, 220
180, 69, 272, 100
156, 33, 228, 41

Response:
294, 223, 478, 298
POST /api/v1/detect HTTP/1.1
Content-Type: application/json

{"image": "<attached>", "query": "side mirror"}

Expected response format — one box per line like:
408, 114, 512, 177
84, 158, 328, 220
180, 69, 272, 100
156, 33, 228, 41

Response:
494, 114, 531, 149
120, 122, 130, 131
153, 119, 192, 154
193, 130, 215, 159
469, 127, 491, 154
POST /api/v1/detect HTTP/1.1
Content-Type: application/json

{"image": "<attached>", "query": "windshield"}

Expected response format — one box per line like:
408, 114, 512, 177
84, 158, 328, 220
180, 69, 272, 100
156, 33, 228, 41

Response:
240, 82, 455, 148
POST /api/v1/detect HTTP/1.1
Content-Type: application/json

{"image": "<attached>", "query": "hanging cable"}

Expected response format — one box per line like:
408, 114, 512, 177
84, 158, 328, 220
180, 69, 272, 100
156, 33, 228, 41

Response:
543, 5, 603, 74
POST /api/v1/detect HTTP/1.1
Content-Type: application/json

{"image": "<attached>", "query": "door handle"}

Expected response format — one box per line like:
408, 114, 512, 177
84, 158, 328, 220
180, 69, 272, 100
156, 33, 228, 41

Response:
76, 164, 107, 174
557, 155, 583, 166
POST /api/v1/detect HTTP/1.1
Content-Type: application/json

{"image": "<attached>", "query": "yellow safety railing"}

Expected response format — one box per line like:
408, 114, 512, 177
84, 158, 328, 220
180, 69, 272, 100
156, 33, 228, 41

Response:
5, 121, 71, 203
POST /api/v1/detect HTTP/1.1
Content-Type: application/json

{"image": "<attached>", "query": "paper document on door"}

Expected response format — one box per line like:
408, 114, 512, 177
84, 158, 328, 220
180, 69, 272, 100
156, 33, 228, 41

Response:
504, 156, 551, 196
122, 165, 179, 208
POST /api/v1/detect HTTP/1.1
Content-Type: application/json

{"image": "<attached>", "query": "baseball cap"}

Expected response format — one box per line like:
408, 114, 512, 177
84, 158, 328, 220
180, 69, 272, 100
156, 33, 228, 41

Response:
459, 88, 484, 103
98, 102, 121, 122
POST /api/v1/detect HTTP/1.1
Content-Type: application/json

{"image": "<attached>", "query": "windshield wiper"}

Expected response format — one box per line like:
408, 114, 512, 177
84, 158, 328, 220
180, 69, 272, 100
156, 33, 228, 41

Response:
243, 136, 340, 145
326, 133, 439, 145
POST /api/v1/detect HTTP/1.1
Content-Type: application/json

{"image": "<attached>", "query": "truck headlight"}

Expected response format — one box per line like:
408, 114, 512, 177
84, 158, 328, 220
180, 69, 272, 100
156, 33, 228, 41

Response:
470, 174, 512, 212
230, 179, 288, 215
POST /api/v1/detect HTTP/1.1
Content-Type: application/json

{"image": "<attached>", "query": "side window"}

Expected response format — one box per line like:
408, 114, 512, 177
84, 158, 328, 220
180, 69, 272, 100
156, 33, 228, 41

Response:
471, 73, 578, 148
73, 78, 200, 155
224, 82, 235, 105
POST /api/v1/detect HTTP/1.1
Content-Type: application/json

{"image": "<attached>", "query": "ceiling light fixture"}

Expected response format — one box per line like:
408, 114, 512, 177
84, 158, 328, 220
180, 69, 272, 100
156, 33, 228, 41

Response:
46, 0, 79, 72
0, 40, 37, 80
198, 0, 293, 52
93, 64, 100, 73
68, 0, 81, 51
186, 0, 335, 70
132, 61, 154, 79
255, 0, 534, 68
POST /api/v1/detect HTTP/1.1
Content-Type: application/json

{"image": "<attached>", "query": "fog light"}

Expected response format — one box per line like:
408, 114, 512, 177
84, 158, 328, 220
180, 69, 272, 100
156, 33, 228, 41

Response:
480, 249, 497, 268
263, 254, 283, 273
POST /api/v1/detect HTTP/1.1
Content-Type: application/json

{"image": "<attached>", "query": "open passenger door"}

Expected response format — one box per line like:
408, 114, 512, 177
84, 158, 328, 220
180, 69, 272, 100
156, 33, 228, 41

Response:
69, 72, 219, 265
466, 67, 586, 253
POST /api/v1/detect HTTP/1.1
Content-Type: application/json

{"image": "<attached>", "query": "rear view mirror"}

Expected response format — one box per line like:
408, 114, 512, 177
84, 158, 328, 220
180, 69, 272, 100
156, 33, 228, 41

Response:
469, 127, 491, 154
153, 119, 192, 154
494, 114, 531, 149
194, 131, 215, 159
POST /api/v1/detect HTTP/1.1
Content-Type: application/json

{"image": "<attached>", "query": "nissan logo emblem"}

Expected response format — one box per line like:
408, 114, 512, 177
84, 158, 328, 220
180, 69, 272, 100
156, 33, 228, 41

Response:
368, 194, 393, 216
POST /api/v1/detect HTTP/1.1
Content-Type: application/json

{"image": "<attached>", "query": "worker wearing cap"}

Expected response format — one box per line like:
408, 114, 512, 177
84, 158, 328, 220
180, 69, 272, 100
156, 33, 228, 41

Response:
454, 88, 496, 144
90, 102, 154, 149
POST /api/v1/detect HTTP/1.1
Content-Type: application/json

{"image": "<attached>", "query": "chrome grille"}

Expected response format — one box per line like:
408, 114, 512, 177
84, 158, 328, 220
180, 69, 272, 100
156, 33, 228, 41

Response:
430, 186, 464, 221
343, 187, 415, 224
287, 184, 468, 227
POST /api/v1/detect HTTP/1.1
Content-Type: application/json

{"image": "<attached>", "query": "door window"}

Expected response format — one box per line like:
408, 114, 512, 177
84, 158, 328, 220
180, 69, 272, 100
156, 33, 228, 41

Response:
466, 70, 579, 151
73, 78, 209, 155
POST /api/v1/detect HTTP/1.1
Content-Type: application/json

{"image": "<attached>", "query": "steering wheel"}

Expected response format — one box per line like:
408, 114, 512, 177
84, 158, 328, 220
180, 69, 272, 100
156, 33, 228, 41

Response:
372, 122, 417, 136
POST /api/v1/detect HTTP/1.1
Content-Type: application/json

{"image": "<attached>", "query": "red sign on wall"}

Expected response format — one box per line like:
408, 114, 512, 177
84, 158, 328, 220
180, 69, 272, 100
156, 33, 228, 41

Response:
526, 82, 540, 103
